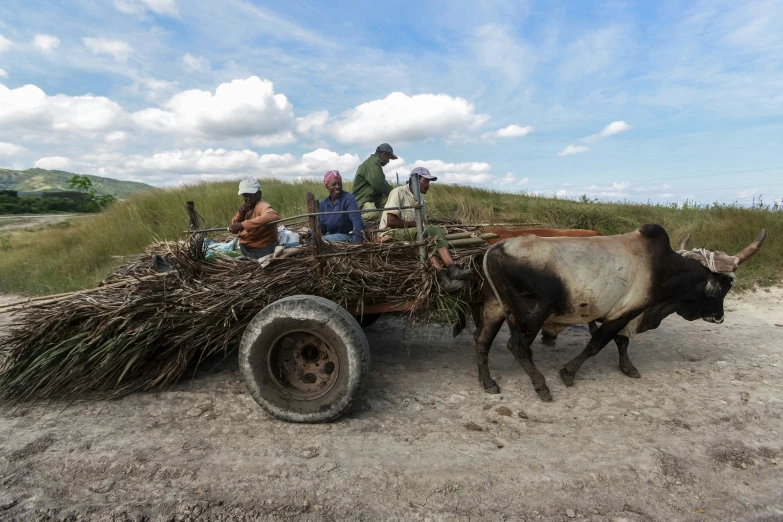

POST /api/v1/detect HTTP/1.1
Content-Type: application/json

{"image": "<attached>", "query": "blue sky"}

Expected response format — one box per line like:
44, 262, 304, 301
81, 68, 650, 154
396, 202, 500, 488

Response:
1, 0, 781, 205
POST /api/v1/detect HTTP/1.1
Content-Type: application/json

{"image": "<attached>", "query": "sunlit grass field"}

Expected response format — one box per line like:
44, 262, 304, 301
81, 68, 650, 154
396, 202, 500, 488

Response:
0, 179, 780, 295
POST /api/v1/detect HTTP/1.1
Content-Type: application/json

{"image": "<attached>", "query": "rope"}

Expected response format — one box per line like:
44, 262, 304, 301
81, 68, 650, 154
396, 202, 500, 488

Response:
677, 248, 737, 279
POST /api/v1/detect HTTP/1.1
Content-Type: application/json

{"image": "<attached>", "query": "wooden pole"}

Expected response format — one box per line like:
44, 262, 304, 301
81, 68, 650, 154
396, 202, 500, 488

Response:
409, 173, 427, 263
185, 201, 200, 231
306, 192, 323, 279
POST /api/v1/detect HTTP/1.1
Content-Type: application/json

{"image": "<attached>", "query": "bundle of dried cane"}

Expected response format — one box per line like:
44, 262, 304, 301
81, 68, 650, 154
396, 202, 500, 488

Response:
0, 237, 485, 406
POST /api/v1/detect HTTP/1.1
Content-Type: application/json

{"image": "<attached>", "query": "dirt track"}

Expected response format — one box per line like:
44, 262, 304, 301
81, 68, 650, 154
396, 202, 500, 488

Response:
0, 214, 77, 232
1, 289, 782, 521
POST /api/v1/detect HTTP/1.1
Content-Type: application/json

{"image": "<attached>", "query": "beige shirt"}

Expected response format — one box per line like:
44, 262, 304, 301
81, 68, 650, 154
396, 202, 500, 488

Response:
380, 184, 425, 229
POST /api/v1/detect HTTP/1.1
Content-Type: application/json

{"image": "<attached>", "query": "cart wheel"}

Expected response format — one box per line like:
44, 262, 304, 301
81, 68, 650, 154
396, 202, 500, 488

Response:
239, 295, 370, 423
355, 313, 381, 328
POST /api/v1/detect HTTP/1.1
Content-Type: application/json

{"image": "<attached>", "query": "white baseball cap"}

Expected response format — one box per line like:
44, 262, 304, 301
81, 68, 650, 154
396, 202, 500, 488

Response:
410, 167, 437, 181
238, 178, 260, 195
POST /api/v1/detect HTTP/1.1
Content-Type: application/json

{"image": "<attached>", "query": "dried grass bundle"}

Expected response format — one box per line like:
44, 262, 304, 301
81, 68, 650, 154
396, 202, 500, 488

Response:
0, 238, 485, 406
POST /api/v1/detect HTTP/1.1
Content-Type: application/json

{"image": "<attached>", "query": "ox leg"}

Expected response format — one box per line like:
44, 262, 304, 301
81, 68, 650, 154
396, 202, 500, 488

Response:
470, 303, 483, 341
615, 336, 641, 378
475, 300, 505, 394
507, 328, 552, 402
540, 331, 557, 346
504, 302, 554, 401
560, 322, 626, 387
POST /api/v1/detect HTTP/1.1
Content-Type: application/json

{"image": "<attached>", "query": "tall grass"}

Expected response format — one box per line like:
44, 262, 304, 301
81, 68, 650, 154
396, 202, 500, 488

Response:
0, 179, 780, 295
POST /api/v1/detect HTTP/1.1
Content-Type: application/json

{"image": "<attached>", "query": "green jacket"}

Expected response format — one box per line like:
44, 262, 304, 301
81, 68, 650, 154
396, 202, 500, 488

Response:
352, 154, 393, 207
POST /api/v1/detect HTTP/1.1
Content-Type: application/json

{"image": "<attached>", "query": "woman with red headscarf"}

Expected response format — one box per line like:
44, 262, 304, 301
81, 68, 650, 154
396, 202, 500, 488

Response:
318, 170, 364, 243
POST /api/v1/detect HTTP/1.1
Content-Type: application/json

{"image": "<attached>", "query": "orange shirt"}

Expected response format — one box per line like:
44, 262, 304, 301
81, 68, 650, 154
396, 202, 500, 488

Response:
231, 200, 280, 249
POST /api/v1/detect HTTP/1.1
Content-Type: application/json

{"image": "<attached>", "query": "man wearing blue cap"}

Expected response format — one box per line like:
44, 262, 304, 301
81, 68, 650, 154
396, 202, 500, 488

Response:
381, 167, 472, 293
352, 143, 397, 222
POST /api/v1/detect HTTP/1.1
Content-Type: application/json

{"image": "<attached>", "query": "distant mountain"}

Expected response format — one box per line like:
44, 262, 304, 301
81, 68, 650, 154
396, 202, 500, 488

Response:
0, 168, 154, 198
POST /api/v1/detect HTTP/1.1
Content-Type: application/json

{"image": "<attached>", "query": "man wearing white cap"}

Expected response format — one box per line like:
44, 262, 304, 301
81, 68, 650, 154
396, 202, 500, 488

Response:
228, 179, 280, 259
381, 167, 472, 293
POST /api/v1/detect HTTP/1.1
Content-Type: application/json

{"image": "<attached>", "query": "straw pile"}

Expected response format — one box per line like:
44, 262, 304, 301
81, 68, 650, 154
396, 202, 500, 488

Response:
0, 236, 485, 406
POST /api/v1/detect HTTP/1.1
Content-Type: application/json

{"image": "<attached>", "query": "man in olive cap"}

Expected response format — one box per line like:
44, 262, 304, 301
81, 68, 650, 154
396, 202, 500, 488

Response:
352, 143, 397, 222
228, 178, 280, 259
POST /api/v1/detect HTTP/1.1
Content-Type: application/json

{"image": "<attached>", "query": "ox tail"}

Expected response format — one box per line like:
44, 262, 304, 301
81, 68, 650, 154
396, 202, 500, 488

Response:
482, 241, 513, 325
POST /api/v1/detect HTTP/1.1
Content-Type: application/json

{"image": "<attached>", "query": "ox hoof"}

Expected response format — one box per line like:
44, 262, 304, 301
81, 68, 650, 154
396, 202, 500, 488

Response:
536, 388, 553, 402
482, 379, 501, 394
559, 368, 576, 387
621, 366, 641, 379
541, 335, 556, 347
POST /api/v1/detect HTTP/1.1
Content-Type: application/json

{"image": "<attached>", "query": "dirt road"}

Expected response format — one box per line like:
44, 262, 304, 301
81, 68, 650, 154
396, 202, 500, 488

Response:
0, 214, 78, 232
1, 290, 782, 521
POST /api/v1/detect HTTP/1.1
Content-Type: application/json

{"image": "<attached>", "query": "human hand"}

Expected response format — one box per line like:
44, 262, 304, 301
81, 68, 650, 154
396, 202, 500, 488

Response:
239, 202, 255, 215
229, 222, 245, 234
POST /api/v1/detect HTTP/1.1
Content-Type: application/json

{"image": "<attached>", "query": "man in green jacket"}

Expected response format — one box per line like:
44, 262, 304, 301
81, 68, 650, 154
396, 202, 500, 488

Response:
352, 143, 396, 222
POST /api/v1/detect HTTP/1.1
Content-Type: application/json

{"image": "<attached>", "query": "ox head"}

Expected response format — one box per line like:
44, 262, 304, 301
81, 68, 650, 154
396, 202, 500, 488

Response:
675, 230, 766, 323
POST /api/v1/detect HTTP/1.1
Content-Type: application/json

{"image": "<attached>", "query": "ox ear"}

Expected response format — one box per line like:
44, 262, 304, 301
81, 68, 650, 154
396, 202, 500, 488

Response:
679, 233, 691, 251
735, 229, 766, 266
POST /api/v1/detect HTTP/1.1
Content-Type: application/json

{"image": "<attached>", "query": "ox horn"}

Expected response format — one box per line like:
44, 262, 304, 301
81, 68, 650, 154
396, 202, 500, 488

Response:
735, 229, 767, 265
679, 233, 691, 251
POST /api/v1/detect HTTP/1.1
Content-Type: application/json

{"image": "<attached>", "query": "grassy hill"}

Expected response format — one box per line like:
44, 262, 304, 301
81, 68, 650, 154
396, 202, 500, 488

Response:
0, 178, 780, 295
0, 168, 154, 198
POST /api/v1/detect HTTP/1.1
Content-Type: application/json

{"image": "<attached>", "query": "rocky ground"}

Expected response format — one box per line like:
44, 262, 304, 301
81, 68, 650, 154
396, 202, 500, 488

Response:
0, 289, 782, 521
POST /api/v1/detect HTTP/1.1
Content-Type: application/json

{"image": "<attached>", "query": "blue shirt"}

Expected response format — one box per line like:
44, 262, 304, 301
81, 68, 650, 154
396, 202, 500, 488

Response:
318, 191, 364, 243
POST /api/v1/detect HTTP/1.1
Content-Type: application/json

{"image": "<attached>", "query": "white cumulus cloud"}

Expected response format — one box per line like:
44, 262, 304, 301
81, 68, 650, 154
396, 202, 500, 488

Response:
76, 148, 361, 185
35, 156, 72, 170
382, 158, 508, 185
557, 145, 590, 156
0, 142, 27, 157
82, 37, 133, 62
0, 83, 126, 136
0, 34, 12, 54
33, 34, 60, 53
296, 111, 329, 135
105, 131, 128, 145
495, 124, 534, 138
581, 120, 632, 144
0, 69, 8, 79
183, 53, 210, 72
132, 76, 294, 141
549, 180, 673, 202
251, 131, 297, 148
483, 124, 533, 140
114, 0, 179, 16
331, 92, 490, 144
558, 121, 631, 156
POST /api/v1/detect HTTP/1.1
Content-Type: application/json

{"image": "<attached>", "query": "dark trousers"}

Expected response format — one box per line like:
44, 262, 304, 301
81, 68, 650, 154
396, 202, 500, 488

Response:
239, 243, 276, 259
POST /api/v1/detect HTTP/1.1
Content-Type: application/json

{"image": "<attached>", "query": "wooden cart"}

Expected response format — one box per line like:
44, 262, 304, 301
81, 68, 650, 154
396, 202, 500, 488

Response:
238, 172, 430, 423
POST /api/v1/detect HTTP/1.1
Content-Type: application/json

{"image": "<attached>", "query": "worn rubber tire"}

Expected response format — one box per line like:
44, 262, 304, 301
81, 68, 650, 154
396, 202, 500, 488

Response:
239, 295, 370, 423
355, 312, 381, 329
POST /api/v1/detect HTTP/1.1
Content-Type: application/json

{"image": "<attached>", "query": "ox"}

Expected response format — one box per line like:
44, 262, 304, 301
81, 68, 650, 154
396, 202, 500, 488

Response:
475, 224, 766, 401
483, 228, 600, 245
482, 228, 601, 345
